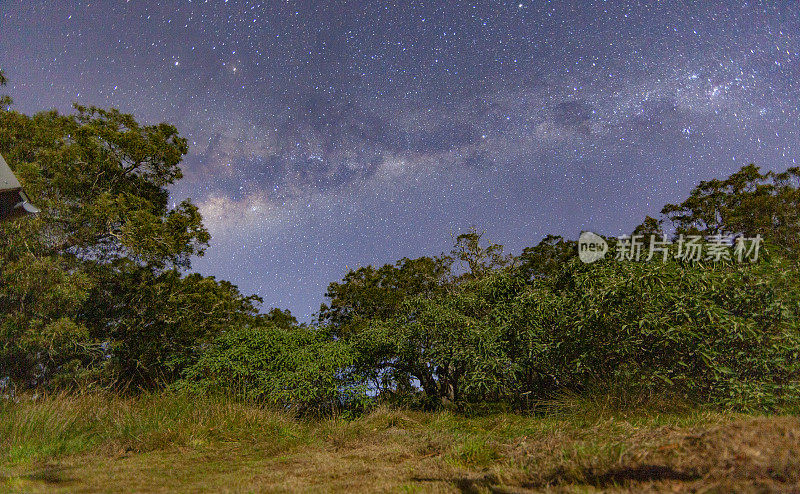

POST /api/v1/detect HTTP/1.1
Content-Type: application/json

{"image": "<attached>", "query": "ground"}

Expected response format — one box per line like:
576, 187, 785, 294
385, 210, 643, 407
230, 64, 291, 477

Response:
1, 394, 799, 493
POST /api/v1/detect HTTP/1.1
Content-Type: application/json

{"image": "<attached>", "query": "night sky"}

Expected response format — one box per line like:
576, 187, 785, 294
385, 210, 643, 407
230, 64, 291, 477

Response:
2, 1, 799, 320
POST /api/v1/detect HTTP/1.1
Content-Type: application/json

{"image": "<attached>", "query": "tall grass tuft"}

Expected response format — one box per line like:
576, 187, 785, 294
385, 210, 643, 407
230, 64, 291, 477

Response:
0, 391, 308, 464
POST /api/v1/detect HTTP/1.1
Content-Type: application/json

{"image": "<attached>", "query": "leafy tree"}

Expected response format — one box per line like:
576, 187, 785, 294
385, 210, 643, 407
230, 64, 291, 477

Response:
450, 227, 511, 281
81, 262, 261, 387
0, 254, 100, 387
0, 105, 208, 267
516, 234, 575, 280
4, 91, 799, 416
0, 104, 241, 389
319, 255, 451, 338
259, 307, 299, 329
661, 164, 800, 256
355, 273, 523, 407
632, 215, 664, 239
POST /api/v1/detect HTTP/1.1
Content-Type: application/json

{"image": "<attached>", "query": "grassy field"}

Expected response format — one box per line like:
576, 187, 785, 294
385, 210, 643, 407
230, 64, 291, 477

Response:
1, 393, 799, 493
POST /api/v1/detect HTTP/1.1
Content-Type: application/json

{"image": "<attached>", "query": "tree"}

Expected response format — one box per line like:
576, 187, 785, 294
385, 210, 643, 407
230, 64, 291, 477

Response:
516, 234, 576, 280
319, 255, 451, 338
661, 164, 800, 256
450, 227, 511, 281
319, 230, 516, 405
356, 272, 523, 407
259, 307, 299, 329
632, 215, 664, 239
0, 104, 242, 389
80, 262, 261, 387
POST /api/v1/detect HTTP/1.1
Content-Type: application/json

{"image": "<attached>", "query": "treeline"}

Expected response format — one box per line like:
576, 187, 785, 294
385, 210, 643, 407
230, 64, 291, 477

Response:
2, 90, 800, 414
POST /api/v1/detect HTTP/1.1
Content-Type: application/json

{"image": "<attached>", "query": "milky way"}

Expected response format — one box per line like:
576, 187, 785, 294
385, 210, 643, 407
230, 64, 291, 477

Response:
3, 1, 799, 319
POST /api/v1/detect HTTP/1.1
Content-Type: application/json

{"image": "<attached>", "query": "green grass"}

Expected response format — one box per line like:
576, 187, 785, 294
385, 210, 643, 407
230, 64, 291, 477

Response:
1, 392, 798, 493
0, 392, 308, 463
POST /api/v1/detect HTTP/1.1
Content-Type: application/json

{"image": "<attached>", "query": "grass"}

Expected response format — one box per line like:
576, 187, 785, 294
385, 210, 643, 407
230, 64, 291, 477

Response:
1, 392, 799, 492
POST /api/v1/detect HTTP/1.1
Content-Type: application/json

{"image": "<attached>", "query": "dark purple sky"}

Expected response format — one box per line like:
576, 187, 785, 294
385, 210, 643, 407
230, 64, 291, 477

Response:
3, 1, 799, 320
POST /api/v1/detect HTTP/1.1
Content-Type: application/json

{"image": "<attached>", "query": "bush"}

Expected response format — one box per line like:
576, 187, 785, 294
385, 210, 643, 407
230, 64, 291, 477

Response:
350, 256, 800, 410
499, 257, 800, 408
174, 325, 368, 416
178, 257, 800, 412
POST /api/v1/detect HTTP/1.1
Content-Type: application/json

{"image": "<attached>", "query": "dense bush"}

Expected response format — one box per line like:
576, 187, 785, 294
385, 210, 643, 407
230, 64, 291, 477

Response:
174, 325, 367, 415
501, 257, 800, 407
347, 256, 800, 410
163, 236, 800, 413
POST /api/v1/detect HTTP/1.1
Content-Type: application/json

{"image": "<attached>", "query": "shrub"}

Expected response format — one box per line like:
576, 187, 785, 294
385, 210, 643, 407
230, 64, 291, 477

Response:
499, 257, 800, 408
174, 325, 368, 416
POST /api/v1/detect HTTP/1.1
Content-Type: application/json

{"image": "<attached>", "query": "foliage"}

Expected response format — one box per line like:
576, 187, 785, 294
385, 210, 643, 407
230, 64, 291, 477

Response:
319, 255, 451, 337
449, 226, 511, 281
0, 103, 251, 390
2, 91, 800, 415
632, 215, 665, 238
315, 201, 800, 411
662, 163, 800, 257
258, 307, 299, 329
516, 234, 576, 280
175, 325, 368, 415
350, 255, 800, 410
354, 273, 523, 408
502, 257, 800, 407
80, 262, 261, 388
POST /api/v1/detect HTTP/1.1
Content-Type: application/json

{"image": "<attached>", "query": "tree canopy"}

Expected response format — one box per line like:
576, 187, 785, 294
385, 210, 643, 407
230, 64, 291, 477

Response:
662, 164, 800, 256
0, 103, 257, 389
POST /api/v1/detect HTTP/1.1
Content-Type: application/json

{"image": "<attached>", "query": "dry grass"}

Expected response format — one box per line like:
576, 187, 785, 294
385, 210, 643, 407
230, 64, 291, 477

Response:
1, 393, 799, 493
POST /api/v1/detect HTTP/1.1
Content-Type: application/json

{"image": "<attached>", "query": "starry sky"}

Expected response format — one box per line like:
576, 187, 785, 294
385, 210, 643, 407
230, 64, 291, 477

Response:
2, 1, 799, 320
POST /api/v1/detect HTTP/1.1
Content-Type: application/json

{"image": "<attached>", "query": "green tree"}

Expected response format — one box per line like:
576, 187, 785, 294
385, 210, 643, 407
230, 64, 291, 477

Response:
632, 215, 664, 239
450, 227, 511, 281
355, 273, 523, 408
81, 262, 261, 387
516, 234, 575, 280
319, 255, 451, 338
259, 307, 299, 329
661, 164, 800, 256
0, 104, 242, 389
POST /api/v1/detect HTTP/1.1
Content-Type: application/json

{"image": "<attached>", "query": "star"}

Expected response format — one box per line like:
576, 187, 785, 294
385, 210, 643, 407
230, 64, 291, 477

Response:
3, 0, 798, 320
